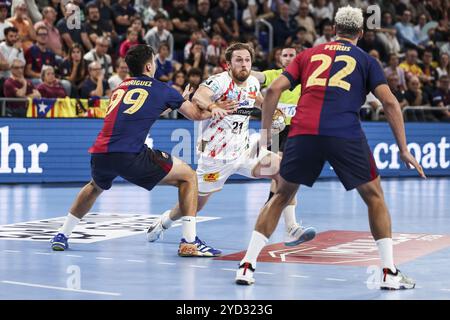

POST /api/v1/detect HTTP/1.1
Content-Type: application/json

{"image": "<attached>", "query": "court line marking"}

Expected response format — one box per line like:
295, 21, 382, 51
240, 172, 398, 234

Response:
220, 268, 236, 272
33, 252, 51, 255
255, 271, 274, 275
127, 259, 145, 263
65, 254, 82, 258
95, 257, 113, 260
157, 262, 176, 265
3, 250, 21, 253
290, 275, 309, 278
325, 278, 347, 282
189, 265, 208, 269
1, 280, 121, 297
440, 289, 450, 292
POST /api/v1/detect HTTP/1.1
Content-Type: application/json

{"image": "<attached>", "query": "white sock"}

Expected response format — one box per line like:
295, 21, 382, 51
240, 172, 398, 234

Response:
59, 213, 80, 237
182, 216, 196, 243
283, 205, 297, 231
161, 210, 175, 229
240, 231, 269, 268
376, 238, 397, 273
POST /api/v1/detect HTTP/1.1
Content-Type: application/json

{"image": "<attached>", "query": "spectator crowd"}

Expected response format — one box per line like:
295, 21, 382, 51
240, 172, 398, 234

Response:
0, 0, 447, 120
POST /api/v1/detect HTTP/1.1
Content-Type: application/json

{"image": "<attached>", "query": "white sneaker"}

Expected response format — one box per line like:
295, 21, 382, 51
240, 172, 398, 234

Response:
146, 218, 166, 242
380, 268, 416, 290
235, 262, 256, 285
284, 223, 316, 246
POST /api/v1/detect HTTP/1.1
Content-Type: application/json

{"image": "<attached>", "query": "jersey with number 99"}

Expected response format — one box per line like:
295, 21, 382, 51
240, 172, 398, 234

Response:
199, 71, 261, 160
89, 75, 184, 153
282, 40, 386, 139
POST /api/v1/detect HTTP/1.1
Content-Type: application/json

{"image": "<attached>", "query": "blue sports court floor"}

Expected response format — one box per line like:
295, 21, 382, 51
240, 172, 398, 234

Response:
0, 177, 449, 300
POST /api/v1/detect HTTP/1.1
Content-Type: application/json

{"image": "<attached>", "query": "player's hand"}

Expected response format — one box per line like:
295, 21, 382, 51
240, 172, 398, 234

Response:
213, 99, 239, 112
182, 84, 194, 100
400, 150, 426, 178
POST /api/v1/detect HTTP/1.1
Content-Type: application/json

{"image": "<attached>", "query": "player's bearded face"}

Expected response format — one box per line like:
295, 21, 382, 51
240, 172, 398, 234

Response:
228, 50, 252, 82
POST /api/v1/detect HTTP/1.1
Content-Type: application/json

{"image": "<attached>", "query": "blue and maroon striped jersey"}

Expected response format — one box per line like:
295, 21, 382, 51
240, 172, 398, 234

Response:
89, 75, 184, 153
283, 39, 386, 139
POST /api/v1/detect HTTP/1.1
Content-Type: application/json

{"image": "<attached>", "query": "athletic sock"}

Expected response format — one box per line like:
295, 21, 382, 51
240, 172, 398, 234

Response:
283, 205, 297, 231
59, 213, 80, 237
182, 216, 196, 243
240, 231, 269, 268
376, 238, 397, 273
161, 210, 175, 229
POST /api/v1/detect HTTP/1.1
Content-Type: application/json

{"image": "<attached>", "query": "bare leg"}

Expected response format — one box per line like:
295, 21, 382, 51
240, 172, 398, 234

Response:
254, 176, 299, 237
356, 176, 391, 240
159, 157, 199, 217
357, 177, 397, 273
166, 193, 212, 221
70, 180, 104, 219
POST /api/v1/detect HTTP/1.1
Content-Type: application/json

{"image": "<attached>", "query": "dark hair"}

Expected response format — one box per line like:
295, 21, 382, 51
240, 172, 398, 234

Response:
187, 67, 203, 78
85, 2, 99, 14
154, 13, 167, 21
4, 26, 18, 37
125, 44, 155, 76
158, 41, 170, 52
68, 43, 87, 83
225, 42, 254, 63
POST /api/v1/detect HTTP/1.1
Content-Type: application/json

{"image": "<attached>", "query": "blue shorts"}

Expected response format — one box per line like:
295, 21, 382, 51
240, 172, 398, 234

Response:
280, 135, 378, 191
90, 147, 173, 191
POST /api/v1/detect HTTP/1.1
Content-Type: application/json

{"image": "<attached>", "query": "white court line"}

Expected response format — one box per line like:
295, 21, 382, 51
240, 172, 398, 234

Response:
2, 280, 121, 297
290, 275, 309, 278
255, 272, 274, 275
221, 268, 236, 272
95, 257, 113, 260
127, 259, 145, 263
33, 252, 51, 255
189, 265, 208, 269
157, 262, 176, 265
65, 254, 82, 258
3, 250, 21, 253
440, 289, 450, 292
325, 278, 347, 282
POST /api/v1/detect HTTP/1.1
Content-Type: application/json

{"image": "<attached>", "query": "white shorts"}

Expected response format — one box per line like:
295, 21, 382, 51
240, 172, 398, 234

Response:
196, 134, 271, 195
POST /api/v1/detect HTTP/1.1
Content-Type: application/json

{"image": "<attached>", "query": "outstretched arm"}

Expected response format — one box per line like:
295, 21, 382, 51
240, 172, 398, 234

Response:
373, 84, 425, 178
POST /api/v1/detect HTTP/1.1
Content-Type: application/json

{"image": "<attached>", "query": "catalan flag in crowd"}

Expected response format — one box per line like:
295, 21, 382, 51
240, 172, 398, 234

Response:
26, 97, 109, 118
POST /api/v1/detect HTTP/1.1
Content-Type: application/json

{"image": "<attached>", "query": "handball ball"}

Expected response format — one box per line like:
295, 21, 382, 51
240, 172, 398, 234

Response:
271, 108, 286, 134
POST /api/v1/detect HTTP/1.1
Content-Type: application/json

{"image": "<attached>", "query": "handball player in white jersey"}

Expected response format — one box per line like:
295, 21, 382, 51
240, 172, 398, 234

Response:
146, 43, 315, 257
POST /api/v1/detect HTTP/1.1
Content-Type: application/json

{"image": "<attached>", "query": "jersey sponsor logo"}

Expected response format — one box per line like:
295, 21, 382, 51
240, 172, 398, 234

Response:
203, 172, 220, 182
232, 108, 256, 116
0, 213, 220, 243
216, 230, 450, 266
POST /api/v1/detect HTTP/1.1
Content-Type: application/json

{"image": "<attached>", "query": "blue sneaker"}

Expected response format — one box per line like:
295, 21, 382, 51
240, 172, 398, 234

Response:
178, 236, 222, 257
284, 223, 316, 246
51, 233, 69, 251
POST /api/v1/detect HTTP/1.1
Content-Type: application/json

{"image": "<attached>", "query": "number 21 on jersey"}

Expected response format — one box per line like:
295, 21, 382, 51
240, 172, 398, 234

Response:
306, 54, 356, 91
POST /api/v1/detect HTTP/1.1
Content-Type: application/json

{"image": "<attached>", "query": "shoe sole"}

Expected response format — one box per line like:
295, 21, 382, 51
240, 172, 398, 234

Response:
178, 252, 221, 257
284, 227, 316, 247
235, 278, 255, 285
380, 283, 416, 290
51, 243, 66, 251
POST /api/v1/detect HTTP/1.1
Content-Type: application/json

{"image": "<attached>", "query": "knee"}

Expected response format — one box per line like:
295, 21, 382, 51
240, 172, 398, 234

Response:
88, 180, 104, 194
181, 165, 197, 185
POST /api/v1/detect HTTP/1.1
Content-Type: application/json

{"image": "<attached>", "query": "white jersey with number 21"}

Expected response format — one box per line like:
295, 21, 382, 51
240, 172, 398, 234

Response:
199, 71, 260, 161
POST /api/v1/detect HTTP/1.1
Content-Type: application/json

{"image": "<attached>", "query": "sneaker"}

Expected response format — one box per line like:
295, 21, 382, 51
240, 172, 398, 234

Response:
380, 268, 416, 290
284, 223, 316, 246
51, 233, 69, 251
146, 217, 166, 242
235, 262, 255, 285
178, 236, 222, 257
